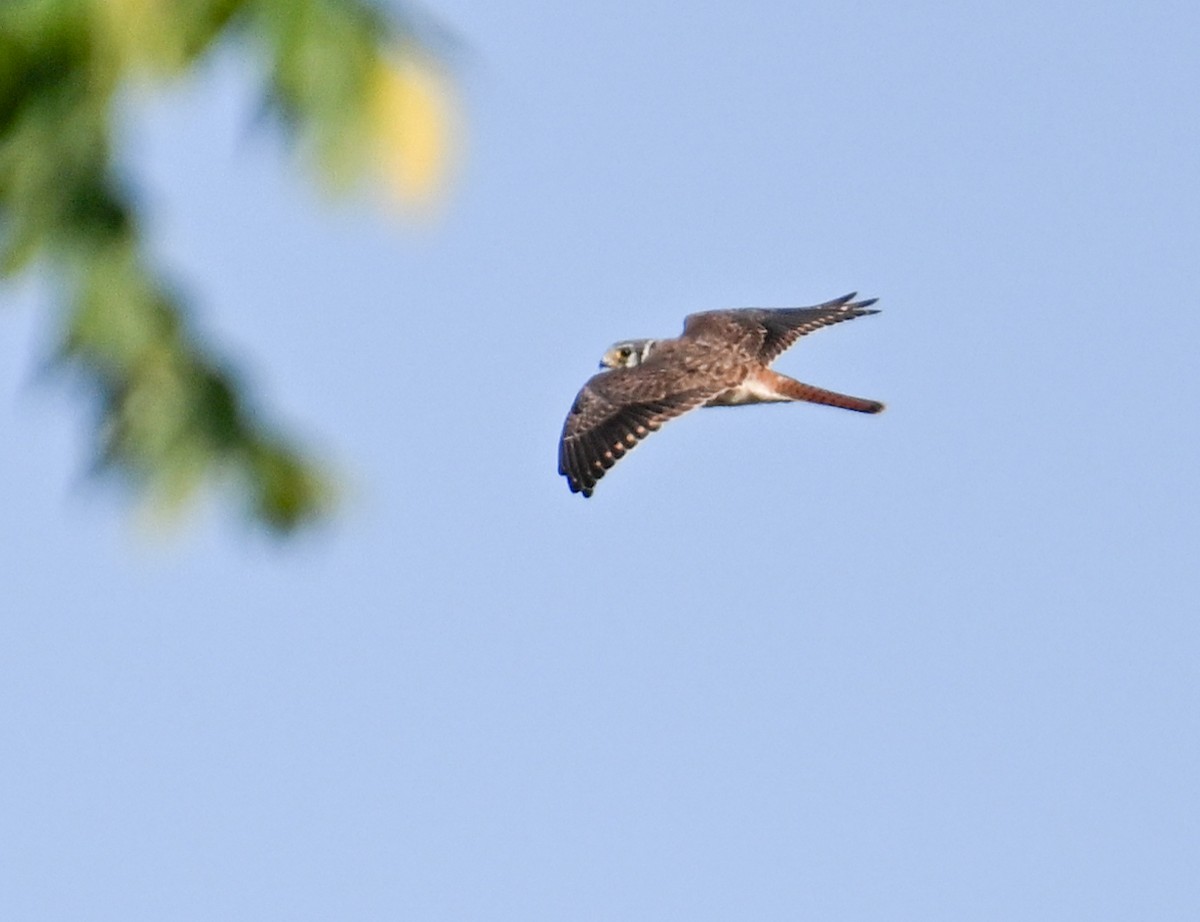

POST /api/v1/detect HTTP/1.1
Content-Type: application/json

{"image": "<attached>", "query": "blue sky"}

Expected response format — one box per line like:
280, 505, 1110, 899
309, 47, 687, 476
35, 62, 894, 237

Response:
3, 1, 1198, 918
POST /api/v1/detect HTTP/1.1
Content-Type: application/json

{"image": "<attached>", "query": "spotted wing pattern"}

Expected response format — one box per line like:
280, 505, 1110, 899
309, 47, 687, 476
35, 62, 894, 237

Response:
684, 292, 879, 366
558, 367, 721, 497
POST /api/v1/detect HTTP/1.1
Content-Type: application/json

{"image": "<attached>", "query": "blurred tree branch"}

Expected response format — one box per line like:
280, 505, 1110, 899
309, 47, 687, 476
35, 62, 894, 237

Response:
0, 0, 455, 531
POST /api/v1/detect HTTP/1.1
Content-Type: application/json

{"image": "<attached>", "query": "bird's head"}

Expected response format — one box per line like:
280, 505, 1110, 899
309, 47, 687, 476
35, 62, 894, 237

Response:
600, 339, 658, 369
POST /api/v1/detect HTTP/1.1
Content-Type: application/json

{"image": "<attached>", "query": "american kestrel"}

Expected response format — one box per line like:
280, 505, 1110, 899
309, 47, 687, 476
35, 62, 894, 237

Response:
558, 292, 884, 497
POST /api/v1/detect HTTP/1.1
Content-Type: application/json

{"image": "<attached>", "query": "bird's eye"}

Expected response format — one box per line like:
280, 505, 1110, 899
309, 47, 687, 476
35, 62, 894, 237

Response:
619, 347, 631, 358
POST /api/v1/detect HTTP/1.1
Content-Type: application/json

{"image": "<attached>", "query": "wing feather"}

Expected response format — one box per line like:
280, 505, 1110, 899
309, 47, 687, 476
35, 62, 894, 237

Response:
751, 293, 880, 364
683, 292, 880, 365
558, 366, 718, 497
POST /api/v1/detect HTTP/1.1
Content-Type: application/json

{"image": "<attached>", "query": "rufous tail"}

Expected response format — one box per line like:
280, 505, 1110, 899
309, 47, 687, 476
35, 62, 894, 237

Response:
775, 373, 884, 414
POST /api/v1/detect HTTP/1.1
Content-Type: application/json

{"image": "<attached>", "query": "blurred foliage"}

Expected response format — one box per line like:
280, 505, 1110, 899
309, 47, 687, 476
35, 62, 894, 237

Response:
0, 0, 456, 531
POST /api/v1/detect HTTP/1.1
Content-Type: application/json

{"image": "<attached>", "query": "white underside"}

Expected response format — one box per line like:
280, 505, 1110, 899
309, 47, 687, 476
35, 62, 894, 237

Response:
706, 377, 788, 406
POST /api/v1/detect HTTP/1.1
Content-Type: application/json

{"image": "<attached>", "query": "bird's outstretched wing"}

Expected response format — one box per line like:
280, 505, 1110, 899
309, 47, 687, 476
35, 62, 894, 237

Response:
558, 366, 720, 497
684, 292, 879, 366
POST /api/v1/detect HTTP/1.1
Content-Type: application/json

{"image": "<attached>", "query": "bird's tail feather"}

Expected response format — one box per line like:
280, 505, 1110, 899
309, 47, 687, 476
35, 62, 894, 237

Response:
775, 374, 885, 414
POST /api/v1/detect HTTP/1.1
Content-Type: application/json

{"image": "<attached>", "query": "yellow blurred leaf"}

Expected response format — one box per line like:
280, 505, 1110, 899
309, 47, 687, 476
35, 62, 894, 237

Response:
367, 50, 457, 208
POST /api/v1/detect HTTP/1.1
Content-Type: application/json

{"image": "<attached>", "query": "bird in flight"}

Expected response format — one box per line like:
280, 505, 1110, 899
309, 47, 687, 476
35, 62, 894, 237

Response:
558, 292, 884, 497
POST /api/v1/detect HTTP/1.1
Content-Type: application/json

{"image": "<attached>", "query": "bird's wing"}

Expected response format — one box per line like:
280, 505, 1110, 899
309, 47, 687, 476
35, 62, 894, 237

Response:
679, 309, 767, 355
685, 292, 880, 366
558, 362, 723, 497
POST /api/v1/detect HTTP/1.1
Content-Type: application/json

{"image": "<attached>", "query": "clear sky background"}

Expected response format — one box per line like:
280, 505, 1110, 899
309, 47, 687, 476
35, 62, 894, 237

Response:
3, 1, 1198, 919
